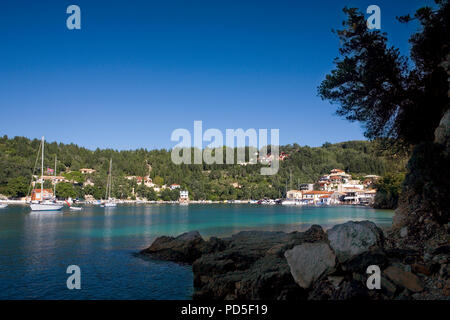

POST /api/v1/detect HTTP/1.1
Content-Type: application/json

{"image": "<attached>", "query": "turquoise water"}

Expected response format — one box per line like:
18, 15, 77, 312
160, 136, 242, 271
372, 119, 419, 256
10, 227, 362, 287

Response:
0, 204, 393, 299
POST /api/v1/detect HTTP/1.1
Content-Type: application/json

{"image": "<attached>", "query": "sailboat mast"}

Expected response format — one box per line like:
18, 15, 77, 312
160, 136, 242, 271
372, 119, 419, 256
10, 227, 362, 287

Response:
41, 136, 44, 201
109, 158, 112, 199
54, 155, 57, 196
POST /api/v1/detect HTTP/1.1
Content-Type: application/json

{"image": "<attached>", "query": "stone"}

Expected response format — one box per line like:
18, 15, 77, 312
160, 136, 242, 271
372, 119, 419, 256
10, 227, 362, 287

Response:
328, 276, 344, 288
331, 280, 369, 300
434, 109, 450, 147
140, 231, 205, 263
400, 227, 408, 238
284, 242, 336, 289
327, 220, 384, 263
342, 249, 388, 273
411, 263, 432, 276
383, 266, 424, 293
381, 276, 397, 295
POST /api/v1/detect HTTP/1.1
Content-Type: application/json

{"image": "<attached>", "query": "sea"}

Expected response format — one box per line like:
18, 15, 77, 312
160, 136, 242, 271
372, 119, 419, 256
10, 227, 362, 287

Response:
0, 203, 393, 299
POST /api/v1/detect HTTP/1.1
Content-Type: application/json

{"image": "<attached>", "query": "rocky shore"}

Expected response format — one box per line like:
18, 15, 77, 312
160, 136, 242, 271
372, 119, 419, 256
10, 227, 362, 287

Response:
140, 220, 450, 300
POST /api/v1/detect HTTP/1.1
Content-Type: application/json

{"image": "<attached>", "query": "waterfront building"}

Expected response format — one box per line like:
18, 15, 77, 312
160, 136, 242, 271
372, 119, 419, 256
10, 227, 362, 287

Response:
286, 190, 303, 200
302, 191, 333, 204
179, 190, 189, 203
31, 189, 54, 201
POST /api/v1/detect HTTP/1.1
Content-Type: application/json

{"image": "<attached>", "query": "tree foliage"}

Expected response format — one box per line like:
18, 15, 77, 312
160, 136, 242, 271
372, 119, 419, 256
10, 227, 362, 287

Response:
318, 2, 449, 146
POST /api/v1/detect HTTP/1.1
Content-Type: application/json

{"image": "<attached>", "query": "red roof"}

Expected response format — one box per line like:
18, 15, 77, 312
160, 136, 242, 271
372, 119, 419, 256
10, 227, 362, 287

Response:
32, 189, 53, 193
303, 191, 333, 195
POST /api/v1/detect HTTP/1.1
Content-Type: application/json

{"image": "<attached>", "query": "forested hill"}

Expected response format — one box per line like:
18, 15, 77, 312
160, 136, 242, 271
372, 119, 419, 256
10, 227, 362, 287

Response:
0, 135, 408, 200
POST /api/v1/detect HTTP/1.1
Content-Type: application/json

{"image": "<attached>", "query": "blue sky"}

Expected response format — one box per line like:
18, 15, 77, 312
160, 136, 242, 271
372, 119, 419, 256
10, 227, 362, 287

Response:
0, 0, 434, 150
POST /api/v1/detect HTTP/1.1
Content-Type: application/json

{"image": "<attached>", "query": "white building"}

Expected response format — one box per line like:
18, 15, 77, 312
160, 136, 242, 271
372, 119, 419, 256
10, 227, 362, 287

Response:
179, 190, 189, 203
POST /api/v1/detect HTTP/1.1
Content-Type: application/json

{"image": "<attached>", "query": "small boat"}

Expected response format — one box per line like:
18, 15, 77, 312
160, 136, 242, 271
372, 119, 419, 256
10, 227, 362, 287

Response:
281, 199, 297, 206
69, 206, 83, 211
0, 204, 7, 209
104, 202, 117, 207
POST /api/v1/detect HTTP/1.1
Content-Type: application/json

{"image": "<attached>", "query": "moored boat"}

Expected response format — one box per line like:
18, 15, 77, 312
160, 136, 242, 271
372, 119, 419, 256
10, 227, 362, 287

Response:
103, 158, 117, 208
27, 137, 63, 212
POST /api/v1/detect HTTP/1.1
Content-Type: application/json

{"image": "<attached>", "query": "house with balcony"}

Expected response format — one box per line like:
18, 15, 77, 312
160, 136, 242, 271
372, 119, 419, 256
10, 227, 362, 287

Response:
302, 191, 333, 204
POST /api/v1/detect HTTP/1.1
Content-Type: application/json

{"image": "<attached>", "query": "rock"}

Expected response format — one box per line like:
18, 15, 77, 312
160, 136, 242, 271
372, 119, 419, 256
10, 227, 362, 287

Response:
383, 266, 424, 293
284, 243, 336, 289
400, 227, 408, 238
140, 231, 205, 263
385, 248, 421, 265
328, 276, 344, 288
381, 276, 397, 295
434, 109, 450, 148
331, 280, 369, 300
192, 227, 328, 300
342, 249, 388, 273
327, 221, 384, 263
439, 264, 449, 278
432, 245, 450, 255
411, 263, 432, 276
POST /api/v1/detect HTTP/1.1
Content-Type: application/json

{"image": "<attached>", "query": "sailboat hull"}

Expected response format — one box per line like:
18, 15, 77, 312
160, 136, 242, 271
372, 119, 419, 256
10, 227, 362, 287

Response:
30, 203, 63, 211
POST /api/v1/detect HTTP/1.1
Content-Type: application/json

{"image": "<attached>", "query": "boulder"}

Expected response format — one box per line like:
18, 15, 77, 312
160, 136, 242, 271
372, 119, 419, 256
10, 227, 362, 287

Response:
140, 231, 205, 263
284, 243, 336, 289
383, 266, 424, 293
327, 221, 384, 263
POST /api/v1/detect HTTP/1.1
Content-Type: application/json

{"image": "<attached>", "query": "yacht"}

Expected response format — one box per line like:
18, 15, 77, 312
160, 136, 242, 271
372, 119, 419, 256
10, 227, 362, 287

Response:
28, 137, 63, 212
0, 204, 7, 209
104, 158, 117, 207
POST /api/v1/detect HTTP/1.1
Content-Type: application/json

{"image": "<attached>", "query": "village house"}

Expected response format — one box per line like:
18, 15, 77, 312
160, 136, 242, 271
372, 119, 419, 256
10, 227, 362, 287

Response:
340, 188, 377, 204
179, 190, 189, 203
32, 175, 69, 186
170, 184, 180, 190
286, 190, 303, 200
363, 175, 380, 187
302, 191, 333, 205
127, 176, 154, 188
83, 179, 95, 187
80, 168, 96, 174
299, 183, 314, 191
31, 189, 54, 201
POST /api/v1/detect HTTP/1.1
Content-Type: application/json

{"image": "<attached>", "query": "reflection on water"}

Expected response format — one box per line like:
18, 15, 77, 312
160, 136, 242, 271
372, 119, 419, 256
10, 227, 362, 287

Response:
0, 204, 393, 299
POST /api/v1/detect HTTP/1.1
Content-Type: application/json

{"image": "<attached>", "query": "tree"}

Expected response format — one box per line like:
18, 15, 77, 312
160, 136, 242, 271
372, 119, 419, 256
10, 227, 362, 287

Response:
318, 2, 449, 146
5, 176, 28, 198
319, 1, 450, 225
56, 182, 76, 199
154, 176, 164, 186
373, 173, 405, 209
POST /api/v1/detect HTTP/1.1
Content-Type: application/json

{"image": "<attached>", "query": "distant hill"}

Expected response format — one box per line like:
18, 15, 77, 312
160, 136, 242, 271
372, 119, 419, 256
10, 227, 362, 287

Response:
0, 135, 408, 200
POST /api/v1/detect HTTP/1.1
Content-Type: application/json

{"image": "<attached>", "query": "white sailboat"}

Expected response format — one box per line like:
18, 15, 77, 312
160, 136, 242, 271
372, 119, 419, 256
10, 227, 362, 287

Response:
104, 158, 117, 207
0, 204, 7, 209
29, 137, 63, 212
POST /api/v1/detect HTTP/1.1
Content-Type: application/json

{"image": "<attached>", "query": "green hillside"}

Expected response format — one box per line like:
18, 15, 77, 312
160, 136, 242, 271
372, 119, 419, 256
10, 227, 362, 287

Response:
0, 135, 408, 200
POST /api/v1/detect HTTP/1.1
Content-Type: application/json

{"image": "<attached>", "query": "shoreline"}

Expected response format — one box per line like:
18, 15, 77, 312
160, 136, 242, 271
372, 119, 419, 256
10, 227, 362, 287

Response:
1, 198, 379, 208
